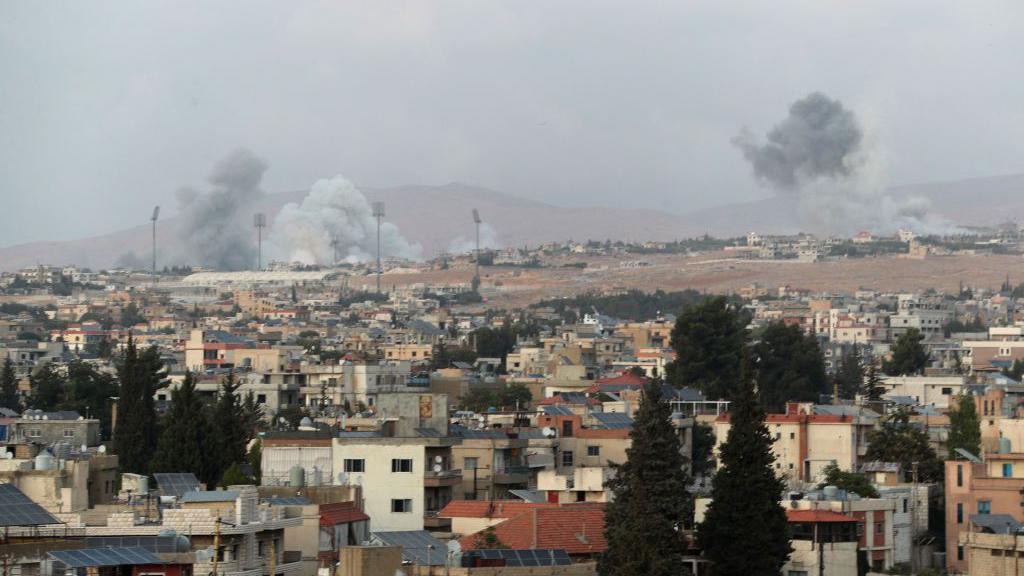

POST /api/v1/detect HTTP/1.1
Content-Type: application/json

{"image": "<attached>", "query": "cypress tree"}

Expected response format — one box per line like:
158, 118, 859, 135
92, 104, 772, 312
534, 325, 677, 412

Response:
833, 346, 864, 400
0, 357, 21, 411
113, 336, 165, 474
213, 370, 249, 483
599, 379, 688, 576
860, 364, 885, 401
946, 394, 981, 459
698, 356, 791, 575
668, 296, 746, 400
153, 371, 217, 486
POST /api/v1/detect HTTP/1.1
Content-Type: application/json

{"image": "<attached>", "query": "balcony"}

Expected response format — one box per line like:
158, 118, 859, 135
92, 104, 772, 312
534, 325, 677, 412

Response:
493, 466, 530, 485
423, 510, 452, 529
424, 468, 462, 487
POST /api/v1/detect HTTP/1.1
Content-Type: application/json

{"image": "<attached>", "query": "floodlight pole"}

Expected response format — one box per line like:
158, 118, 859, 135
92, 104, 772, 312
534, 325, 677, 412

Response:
254, 213, 267, 271
373, 202, 385, 293
472, 209, 482, 286
150, 206, 160, 288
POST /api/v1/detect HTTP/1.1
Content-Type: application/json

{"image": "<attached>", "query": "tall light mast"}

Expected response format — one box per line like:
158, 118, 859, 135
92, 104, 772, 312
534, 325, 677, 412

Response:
372, 202, 385, 293
472, 208, 482, 286
150, 206, 160, 286
254, 213, 266, 270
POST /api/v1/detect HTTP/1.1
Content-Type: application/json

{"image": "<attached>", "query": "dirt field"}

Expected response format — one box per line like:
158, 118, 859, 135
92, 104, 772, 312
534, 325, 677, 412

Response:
360, 251, 1023, 308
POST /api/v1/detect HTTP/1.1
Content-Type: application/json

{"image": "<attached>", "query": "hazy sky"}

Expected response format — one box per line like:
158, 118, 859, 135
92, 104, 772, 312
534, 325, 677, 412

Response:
1, 1, 1022, 247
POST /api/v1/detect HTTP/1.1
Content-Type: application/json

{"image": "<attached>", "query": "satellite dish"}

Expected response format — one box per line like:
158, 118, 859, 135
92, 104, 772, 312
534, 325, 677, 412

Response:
434, 455, 443, 464
80, 444, 88, 452
433, 464, 443, 473
98, 445, 107, 454
542, 427, 555, 438
1, 452, 12, 460
337, 473, 349, 485
447, 540, 462, 561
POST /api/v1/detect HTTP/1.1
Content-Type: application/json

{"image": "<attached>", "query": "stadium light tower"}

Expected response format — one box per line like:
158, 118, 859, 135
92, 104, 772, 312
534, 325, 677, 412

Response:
254, 213, 267, 270
150, 206, 160, 286
372, 202, 385, 293
472, 208, 482, 284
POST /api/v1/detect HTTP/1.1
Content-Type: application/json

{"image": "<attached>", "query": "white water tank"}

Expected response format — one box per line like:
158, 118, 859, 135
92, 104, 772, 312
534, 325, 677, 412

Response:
34, 451, 56, 471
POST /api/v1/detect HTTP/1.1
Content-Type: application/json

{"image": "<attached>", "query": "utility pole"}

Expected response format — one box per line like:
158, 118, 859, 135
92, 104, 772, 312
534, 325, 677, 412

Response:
212, 511, 221, 576
372, 202, 385, 293
150, 206, 159, 287
254, 213, 266, 270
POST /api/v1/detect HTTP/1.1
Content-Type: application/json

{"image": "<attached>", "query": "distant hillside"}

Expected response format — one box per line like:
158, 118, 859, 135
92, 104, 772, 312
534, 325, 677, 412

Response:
2, 174, 1023, 272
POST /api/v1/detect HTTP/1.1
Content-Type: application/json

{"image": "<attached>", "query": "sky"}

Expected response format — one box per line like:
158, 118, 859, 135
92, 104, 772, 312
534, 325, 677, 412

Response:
1, 1, 1022, 247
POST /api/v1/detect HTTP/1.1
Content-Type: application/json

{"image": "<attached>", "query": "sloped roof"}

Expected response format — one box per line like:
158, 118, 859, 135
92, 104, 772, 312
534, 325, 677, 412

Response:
438, 500, 556, 519
459, 505, 607, 555
320, 501, 369, 527
595, 372, 647, 386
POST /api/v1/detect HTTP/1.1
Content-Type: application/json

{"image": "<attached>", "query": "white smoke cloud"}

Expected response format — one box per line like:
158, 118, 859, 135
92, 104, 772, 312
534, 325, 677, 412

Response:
447, 222, 500, 255
735, 92, 959, 235
270, 176, 421, 265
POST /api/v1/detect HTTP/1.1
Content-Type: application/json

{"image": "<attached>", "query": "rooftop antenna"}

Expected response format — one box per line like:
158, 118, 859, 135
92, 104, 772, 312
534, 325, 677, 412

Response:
472, 208, 482, 286
372, 202, 385, 293
150, 206, 160, 287
254, 213, 266, 270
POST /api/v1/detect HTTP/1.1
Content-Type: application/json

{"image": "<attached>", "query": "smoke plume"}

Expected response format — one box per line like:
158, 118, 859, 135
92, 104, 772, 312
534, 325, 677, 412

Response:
176, 149, 266, 270
734, 92, 954, 235
270, 176, 420, 265
448, 222, 500, 255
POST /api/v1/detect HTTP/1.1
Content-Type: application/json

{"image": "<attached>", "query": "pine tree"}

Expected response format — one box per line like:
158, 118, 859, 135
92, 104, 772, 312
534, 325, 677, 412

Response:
833, 346, 864, 400
668, 296, 746, 400
864, 407, 942, 482
153, 371, 217, 486
884, 328, 930, 375
213, 370, 249, 483
113, 336, 165, 474
947, 393, 982, 459
754, 322, 828, 411
0, 357, 21, 411
861, 363, 885, 401
599, 379, 689, 576
697, 356, 791, 575
30, 364, 64, 410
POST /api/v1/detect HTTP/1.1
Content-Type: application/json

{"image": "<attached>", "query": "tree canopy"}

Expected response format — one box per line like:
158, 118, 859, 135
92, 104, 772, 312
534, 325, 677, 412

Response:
864, 408, 943, 482
667, 296, 746, 400
753, 321, 828, 412
947, 394, 981, 459
113, 337, 166, 474
884, 329, 930, 376
816, 463, 879, 498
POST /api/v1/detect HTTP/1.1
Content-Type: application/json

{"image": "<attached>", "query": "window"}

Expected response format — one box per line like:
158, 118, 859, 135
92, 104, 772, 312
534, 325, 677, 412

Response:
562, 450, 574, 467
587, 445, 600, 457
958, 545, 964, 561
63, 429, 75, 438
1004, 463, 1013, 478
957, 503, 963, 524
941, 387, 953, 395
875, 522, 883, 534
257, 394, 267, 404
344, 459, 365, 473
789, 432, 795, 440
391, 459, 413, 473
562, 420, 574, 437
27, 428, 41, 438
957, 465, 963, 487
903, 499, 908, 513
788, 572, 809, 576
463, 457, 478, 471
979, 500, 992, 515
391, 499, 413, 513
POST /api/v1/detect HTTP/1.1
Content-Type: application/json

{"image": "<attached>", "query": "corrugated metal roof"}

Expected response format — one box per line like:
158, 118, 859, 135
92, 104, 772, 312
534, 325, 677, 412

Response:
179, 490, 239, 503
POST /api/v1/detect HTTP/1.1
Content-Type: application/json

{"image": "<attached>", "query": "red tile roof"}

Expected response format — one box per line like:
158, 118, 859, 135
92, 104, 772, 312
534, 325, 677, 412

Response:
438, 500, 556, 519
319, 501, 369, 527
596, 372, 648, 385
786, 509, 856, 523
459, 504, 607, 555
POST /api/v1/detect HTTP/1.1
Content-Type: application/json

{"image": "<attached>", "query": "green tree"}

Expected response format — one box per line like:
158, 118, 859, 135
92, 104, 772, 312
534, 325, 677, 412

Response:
600, 380, 689, 576
61, 361, 118, 437
753, 322, 828, 412
248, 439, 263, 485
864, 408, 942, 482
219, 462, 254, 487
947, 394, 981, 459
884, 328, 930, 376
833, 346, 864, 400
0, 358, 21, 411
212, 371, 251, 481
30, 364, 64, 410
497, 383, 532, 409
474, 525, 508, 550
816, 463, 879, 498
153, 371, 218, 485
120, 302, 146, 326
697, 356, 791, 575
690, 422, 716, 478
861, 363, 886, 401
667, 296, 746, 400
1004, 359, 1024, 382
113, 337, 165, 474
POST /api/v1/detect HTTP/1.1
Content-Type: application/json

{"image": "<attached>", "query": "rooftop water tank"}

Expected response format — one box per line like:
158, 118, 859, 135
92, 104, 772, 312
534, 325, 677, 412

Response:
1000, 437, 1012, 454
289, 465, 305, 487
822, 485, 839, 500
34, 450, 56, 471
